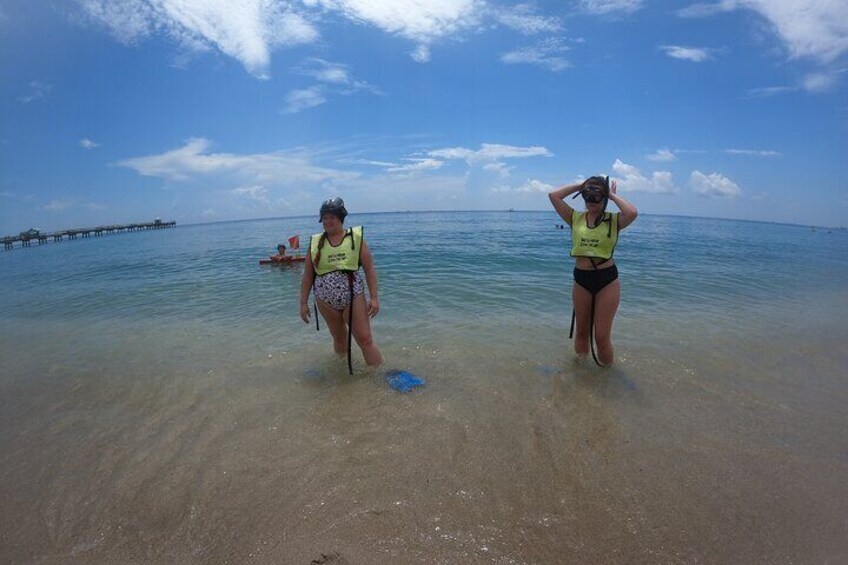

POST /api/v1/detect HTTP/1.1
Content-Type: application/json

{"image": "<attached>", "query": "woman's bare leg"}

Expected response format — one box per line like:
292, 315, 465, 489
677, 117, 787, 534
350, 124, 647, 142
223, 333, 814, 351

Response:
316, 299, 348, 356
592, 279, 620, 366
571, 282, 593, 356
346, 294, 383, 366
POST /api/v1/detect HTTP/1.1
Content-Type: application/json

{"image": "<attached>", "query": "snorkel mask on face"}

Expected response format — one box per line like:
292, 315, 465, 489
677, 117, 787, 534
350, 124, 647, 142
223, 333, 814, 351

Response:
580, 176, 609, 203
572, 175, 610, 227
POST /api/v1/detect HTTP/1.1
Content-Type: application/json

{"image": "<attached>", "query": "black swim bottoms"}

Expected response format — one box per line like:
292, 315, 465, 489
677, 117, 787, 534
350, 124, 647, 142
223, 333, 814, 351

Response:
573, 265, 619, 295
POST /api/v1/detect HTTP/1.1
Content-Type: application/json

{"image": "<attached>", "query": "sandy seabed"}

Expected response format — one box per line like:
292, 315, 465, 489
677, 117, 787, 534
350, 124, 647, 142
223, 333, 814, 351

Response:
2, 332, 847, 564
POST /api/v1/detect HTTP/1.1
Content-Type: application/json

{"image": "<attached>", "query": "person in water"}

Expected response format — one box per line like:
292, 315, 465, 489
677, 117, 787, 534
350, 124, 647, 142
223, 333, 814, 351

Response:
271, 244, 288, 261
299, 197, 383, 369
548, 175, 638, 366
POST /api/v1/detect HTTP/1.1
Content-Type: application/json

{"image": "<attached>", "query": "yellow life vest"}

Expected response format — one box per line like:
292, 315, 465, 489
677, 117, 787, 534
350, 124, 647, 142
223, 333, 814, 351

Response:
570, 211, 618, 261
310, 226, 363, 275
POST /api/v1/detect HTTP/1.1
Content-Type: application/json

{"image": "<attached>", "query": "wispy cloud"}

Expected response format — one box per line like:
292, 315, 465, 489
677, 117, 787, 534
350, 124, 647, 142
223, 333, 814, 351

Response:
311, 0, 483, 60
745, 85, 797, 97
580, 0, 644, 16
284, 58, 382, 113
42, 199, 105, 212
647, 148, 676, 162
116, 138, 360, 187
689, 170, 741, 197
612, 159, 677, 193
78, 0, 319, 78
17, 81, 51, 103
294, 58, 377, 92
492, 4, 561, 35
725, 148, 781, 157
516, 179, 554, 193
283, 87, 327, 114
80, 138, 101, 149
802, 71, 841, 93
232, 185, 270, 205
746, 67, 844, 96
386, 158, 444, 174
677, 1, 848, 65
429, 143, 552, 164
44, 199, 74, 211
501, 38, 570, 72
352, 142, 549, 179
77, 1, 571, 73
660, 45, 714, 62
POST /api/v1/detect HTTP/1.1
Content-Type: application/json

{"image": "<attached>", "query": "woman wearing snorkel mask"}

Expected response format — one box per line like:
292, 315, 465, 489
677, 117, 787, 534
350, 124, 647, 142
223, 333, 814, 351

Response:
299, 197, 383, 372
548, 176, 638, 366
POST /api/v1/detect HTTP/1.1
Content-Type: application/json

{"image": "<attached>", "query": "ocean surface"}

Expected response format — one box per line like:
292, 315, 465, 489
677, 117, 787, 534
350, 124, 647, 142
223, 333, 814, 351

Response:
1, 211, 846, 564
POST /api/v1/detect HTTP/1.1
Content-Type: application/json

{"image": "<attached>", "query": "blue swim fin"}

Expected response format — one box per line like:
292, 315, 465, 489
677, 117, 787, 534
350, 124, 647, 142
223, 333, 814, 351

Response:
385, 370, 425, 393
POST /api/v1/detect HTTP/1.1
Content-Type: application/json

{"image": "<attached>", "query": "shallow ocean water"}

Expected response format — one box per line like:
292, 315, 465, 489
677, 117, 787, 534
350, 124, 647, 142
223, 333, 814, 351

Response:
1, 212, 847, 563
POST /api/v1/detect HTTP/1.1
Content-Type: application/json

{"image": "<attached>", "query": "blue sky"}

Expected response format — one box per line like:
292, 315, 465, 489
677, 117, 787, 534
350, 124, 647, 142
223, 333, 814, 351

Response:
1, 0, 846, 233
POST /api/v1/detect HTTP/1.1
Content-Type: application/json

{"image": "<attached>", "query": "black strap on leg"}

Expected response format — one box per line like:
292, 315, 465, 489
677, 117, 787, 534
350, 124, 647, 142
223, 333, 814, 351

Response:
312, 273, 320, 331
569, 308, 576, 339
346, 271, 354, 375
588, 294, 603, 367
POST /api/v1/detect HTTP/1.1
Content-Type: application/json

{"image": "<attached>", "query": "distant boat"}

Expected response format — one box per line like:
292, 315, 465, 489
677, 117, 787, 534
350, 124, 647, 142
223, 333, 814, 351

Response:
508, 208, 515, 212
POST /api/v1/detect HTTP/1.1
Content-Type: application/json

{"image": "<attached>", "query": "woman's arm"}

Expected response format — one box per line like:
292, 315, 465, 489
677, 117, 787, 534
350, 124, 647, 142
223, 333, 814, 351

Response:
360, 240, 380, 318
548, 182, 583, 225
609, 180, 638, 230
299, 249, 314, 323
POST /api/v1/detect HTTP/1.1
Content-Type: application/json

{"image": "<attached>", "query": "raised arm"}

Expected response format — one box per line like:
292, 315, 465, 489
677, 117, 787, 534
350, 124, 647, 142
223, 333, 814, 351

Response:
548, 182, 584, 225
608, 180, 638, 230
360, 240, 380, 318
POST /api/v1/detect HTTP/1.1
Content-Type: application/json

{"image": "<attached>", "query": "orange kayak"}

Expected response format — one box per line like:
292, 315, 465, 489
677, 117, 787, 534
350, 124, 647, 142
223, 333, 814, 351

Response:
259, 256, 306, 265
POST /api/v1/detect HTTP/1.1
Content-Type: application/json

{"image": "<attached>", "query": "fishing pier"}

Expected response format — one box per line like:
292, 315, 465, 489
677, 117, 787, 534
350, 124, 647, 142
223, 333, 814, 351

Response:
2, 219, 176, 250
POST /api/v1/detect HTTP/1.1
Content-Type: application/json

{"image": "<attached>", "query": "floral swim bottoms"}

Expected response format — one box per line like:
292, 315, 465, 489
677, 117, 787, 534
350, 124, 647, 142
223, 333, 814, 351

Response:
313, 270, 364, 310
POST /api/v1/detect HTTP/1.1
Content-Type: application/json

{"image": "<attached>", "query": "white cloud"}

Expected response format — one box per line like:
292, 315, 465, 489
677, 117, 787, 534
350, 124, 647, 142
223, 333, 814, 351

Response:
689, 170, 741, 197
410, 44, 431, 63
17, 81, 51, 103
283, 86, 327, 113
747, 69, 843, 97
311, 0, 483, 61
612, 159, 677, 194
492, 4, 561, 35
678, 1, 848, 64
285, 59, 381, 113
80, 138, 101, 149
802, 71, 839, 92
660, 45, 714, 62
483, 161, 512, 178
647, 148, 676, 161
295, 58, 352, 84
294, 58, 376, 92
429, 143, 552, 164
501, 38, 570, 72
386, 158, 444, 174
580, 0, 643, 16
516, 179, 554, 193
312, 0, 481, 41
79, 0, 319, 78
725, 148, 781, 157
232, 185, 270, 205
745, 85, 797, 97
116, 138, 360, 187
43, 199, 74, 211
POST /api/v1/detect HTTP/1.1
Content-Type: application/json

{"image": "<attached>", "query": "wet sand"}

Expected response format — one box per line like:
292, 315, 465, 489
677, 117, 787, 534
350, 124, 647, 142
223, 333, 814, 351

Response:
2, 332, 847, 564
